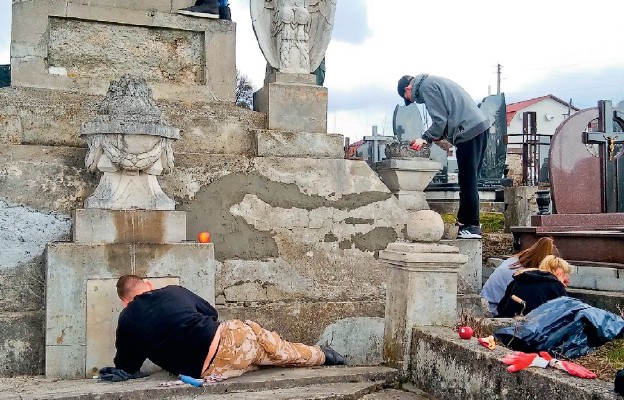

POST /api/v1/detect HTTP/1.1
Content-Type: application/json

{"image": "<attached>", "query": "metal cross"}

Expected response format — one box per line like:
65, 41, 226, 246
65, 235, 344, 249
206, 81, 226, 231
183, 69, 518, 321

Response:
582, 100, 624, 212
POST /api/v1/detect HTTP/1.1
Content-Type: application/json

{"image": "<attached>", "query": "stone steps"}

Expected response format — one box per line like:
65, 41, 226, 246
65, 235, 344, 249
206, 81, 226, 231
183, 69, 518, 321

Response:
0, 366, 399, 400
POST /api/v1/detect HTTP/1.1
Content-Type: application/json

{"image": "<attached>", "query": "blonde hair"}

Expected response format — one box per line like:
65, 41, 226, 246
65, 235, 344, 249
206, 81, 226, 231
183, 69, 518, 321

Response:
538, 255, 571, 275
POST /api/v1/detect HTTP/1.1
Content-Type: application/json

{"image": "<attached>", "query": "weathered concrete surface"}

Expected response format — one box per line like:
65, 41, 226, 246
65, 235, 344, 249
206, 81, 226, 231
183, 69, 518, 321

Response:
253, 129, 345, 159
441, 238, 482, 295
11, 0, 235, 102
0, 142, 407, 375
73, 209, 187, 243
0, 312, 45, 377
411, 326, 618, 400
567, 288, 624, 315
218, 302, 385, 352
360, 389, 434, 400
0, 366, 398, 400
45, 242, 215, 378
503, 186, 538, 231
0, 87, 265, 152
254, 82, 328, 133
317, 317, 385, 366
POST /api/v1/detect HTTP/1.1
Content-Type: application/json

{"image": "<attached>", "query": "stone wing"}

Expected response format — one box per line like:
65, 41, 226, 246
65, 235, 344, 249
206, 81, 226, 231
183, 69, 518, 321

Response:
251, 0, 280, 69
307, 0, 337, 72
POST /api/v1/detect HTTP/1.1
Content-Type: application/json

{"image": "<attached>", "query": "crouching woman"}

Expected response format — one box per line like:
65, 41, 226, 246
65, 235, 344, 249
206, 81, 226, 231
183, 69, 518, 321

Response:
496, 255, 571, 318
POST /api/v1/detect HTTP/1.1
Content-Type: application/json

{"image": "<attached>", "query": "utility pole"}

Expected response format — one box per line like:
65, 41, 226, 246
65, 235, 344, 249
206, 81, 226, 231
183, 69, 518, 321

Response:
496, 64, 502, 94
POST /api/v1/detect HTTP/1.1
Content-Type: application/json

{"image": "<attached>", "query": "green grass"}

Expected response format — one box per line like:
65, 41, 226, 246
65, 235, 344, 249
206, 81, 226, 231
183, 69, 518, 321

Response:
440, 212, 504, 233
480, 212, 504, 233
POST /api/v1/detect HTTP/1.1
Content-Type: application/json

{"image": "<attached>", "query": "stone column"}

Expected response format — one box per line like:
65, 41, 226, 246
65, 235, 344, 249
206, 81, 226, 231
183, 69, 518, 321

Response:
378, 152, 467, 373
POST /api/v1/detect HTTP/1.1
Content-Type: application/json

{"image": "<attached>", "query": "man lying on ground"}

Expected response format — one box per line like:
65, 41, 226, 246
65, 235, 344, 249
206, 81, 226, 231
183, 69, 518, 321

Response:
113, 275, 345, 382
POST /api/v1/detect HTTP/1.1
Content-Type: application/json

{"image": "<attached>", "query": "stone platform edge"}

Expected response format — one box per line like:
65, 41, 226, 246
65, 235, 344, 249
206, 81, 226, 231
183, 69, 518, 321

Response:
410, 325, 618, 400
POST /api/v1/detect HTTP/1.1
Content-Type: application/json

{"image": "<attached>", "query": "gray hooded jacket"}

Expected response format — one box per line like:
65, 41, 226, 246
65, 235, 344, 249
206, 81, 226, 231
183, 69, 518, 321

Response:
408, 74, 489, 145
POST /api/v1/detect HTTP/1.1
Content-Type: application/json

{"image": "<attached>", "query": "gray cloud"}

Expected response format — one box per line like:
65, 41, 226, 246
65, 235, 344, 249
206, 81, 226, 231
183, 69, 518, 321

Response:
505, 66, 624, 109
332, 0, 372, 45
328, 83, 397, 113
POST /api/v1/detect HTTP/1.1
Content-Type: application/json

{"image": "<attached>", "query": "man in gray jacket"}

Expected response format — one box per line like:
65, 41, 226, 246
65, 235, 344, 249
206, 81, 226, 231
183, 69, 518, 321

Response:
397, 74, 489, 239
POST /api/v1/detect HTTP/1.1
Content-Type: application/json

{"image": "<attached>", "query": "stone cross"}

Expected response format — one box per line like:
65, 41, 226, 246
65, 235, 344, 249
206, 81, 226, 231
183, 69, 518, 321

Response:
364, 127, 394, 163
582, 100, 624, 212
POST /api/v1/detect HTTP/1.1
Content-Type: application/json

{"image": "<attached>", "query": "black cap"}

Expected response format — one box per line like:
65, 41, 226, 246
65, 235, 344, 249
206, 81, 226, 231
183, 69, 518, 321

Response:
397, 75, 413, 106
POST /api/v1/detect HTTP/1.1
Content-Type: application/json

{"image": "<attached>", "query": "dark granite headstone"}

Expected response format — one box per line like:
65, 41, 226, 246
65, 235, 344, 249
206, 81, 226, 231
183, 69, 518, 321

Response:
478, 93, 508, 185
0, 65, 10, 88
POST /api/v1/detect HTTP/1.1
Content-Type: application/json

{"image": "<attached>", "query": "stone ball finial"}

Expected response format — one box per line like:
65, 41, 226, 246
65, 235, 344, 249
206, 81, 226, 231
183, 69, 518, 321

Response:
406, 210, 444, 242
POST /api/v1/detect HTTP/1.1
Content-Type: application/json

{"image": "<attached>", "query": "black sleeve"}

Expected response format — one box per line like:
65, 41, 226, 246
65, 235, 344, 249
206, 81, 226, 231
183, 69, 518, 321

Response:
178, 286, 219, 319
113, 317, 146, 375
496, 281, 519, 318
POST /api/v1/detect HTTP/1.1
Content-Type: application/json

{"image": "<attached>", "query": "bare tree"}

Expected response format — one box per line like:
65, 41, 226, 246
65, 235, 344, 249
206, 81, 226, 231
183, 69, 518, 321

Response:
236, 70, 254, 109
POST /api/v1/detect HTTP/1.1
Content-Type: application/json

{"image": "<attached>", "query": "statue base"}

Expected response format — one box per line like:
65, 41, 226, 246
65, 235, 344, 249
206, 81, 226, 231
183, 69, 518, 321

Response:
253, 73, 327, 133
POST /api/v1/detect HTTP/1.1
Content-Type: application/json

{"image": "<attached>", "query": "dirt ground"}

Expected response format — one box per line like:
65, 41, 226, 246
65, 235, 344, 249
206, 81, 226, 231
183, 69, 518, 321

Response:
482, 232, 514, 264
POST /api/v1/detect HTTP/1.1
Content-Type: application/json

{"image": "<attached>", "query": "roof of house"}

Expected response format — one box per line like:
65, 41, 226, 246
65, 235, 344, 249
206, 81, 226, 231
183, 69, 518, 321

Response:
506, 94, 580, 125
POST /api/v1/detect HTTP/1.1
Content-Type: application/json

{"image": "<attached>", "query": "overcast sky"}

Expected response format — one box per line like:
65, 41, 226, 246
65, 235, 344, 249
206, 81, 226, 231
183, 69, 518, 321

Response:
2, 0, 624, 141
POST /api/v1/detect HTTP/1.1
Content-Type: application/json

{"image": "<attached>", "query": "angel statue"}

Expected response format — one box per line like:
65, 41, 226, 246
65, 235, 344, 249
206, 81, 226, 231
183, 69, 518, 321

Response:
251, 0, 336, 74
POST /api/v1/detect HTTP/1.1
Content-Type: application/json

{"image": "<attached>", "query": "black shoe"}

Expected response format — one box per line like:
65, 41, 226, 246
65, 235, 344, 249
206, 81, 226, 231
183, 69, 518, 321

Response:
178, 0, 219, 18
219, 5, 231, 20
320, 345, 346, 366
457, 224, 482, 239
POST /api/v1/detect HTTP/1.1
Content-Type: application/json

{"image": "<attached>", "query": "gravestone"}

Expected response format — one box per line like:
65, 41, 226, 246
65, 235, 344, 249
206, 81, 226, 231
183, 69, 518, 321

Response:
0, 65, 9, 88
478, 93, 509, 186
512, 101, 624, 264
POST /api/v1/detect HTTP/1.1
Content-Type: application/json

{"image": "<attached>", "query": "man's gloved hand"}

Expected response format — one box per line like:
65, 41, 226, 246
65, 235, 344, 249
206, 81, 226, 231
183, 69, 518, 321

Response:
538, 352, 597, 379
409, 139, 428, 151
99, 367, 148, 382
501, 352, 549, 372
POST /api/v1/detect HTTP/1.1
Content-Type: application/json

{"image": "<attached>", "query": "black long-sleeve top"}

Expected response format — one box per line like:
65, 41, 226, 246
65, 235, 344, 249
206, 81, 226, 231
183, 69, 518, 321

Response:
114, 285, 220, 378
497, 269, 567, 318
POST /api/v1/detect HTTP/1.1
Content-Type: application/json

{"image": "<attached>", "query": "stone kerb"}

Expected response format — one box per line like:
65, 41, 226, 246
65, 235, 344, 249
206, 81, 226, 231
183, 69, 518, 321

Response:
11, 0, 235, 102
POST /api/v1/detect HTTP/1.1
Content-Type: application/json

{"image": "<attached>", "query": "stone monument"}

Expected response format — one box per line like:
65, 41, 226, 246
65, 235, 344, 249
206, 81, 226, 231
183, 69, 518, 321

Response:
251, 0, 343, 158
44, 76, 216, 378
1, 0, 411, 376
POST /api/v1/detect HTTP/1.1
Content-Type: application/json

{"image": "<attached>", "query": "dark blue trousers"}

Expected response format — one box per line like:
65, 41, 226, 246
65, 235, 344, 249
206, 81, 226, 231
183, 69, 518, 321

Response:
455, 130, 488, 226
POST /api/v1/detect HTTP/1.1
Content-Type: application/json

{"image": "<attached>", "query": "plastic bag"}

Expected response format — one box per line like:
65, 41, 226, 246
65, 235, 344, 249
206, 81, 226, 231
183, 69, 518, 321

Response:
495, 296, 624, 359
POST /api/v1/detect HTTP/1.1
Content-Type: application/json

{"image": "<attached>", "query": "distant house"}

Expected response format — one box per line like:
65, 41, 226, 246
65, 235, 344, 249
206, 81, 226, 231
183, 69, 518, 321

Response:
505, 95, 579, 185
506, 95, 579, 147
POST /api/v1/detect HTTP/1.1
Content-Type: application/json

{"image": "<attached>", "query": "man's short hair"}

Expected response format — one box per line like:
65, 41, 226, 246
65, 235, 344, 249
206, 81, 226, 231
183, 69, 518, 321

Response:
397, 75, 413, 106
116, 275, 145, 299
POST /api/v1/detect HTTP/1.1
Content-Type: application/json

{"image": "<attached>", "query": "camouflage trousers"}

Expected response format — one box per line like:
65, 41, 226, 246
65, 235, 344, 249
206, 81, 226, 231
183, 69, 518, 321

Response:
201, 319, 325, 381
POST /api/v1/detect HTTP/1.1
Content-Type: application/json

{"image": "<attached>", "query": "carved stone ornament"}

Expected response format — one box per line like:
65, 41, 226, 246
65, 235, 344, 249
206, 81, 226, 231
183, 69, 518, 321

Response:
80, 75, 180, 210
251, 0, 336, 74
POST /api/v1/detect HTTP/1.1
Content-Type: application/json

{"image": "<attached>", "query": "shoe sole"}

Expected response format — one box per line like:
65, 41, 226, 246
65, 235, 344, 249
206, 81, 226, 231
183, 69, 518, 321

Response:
177, 10, 219, 18
457, 233, 482, 239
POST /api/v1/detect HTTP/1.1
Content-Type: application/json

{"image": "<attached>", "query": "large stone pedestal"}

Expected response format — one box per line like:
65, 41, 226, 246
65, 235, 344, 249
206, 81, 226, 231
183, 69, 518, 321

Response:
253, 73, 327, 133
380, 241, 467, 372
252, 73, 343, 158
45, 209, 216, 378
11, 0, 235, 102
